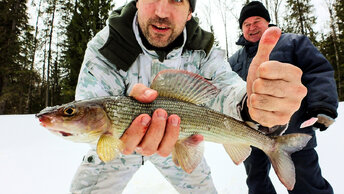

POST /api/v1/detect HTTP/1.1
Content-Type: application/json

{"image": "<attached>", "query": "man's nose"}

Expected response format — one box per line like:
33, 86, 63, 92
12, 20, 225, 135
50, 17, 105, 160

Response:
249, 23, 257, 30
155, 0, 171, 18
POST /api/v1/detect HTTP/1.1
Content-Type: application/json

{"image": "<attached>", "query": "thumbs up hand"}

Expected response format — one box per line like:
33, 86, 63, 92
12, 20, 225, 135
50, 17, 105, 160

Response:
246, 27, 307, 127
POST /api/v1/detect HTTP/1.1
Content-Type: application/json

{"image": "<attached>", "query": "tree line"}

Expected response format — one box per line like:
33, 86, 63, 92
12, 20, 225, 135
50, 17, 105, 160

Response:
1, 0, 343, 114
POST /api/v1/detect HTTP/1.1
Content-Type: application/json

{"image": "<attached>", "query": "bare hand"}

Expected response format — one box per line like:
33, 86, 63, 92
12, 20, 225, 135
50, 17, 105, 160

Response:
246, 27, 307, 127
120, 83, 202, 157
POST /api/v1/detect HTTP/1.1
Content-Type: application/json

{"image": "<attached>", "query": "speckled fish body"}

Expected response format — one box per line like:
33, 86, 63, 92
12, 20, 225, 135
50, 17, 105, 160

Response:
36, 70, 311, 190
103, 95, 268, 146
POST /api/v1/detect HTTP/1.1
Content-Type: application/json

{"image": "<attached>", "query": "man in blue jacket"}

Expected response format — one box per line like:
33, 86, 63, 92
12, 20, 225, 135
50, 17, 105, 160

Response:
229, 1, 338, 194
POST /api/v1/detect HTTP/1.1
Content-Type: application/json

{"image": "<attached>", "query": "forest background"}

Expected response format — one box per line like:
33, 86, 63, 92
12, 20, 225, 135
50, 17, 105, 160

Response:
1, 0, 343, 114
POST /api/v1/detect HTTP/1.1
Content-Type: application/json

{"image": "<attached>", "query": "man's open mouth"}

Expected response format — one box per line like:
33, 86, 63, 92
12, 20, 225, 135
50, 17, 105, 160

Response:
249, 31, 259, 36
152, 24, 170, 31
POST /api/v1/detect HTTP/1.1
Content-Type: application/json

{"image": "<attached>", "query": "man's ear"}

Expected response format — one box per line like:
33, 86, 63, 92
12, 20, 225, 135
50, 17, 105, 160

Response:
187, 11, 192, 21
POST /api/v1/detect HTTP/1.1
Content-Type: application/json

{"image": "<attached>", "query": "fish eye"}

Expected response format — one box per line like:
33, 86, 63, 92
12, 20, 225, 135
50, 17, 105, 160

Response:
63, 107, 76, 116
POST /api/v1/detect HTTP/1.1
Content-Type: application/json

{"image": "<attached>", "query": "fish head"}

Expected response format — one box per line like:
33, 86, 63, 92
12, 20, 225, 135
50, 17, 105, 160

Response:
36, 99, 111, 142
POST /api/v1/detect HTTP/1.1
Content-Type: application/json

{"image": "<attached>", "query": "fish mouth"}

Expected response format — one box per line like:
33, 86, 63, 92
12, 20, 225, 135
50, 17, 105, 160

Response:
58, 131, 73, 137
36, 115, 73, 137
48, 129, 73, 137
37, 115, 51, 127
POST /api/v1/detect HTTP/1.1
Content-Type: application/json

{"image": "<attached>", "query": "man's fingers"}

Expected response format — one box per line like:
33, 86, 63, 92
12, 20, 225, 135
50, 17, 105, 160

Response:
252, 78, 305, 97
254, 27, 281, 62
248, 107, 290, 127
157, 114, 180, 157
139, 109, 168, 156
249, 93, 301, 113
257, 61, 303, 82
120, 114, 151, 155
129, 83, 158, 103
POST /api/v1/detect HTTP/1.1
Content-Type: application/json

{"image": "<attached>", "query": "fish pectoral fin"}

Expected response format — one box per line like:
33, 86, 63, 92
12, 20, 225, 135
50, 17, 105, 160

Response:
223, 143, 252, 165
172, 137, 204, 174
96, 134, 124, 163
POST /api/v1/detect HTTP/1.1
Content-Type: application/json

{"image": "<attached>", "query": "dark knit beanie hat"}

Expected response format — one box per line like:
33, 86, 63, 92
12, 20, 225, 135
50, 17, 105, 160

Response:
239, 1, 270, 29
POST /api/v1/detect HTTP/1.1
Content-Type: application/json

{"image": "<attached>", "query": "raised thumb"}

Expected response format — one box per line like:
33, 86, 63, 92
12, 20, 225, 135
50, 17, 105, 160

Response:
254, 27, 281, 63
246, 27, 282, 106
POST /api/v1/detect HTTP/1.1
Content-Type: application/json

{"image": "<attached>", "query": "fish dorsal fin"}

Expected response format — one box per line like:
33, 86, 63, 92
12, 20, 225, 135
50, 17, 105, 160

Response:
150, 70, 220, 105
223, 143, 252, 165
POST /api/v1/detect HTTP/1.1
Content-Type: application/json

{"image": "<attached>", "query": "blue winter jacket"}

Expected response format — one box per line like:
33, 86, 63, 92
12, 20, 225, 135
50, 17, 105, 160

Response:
229, 33, 338, 149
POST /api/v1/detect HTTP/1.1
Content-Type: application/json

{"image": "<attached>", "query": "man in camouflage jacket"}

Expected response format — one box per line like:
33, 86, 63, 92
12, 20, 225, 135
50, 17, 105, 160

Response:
70, 0, 307, 193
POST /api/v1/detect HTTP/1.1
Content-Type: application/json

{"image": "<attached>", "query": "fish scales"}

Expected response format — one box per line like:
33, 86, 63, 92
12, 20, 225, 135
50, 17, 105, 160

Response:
36, 70, 312, 190
103, 96, 273, 151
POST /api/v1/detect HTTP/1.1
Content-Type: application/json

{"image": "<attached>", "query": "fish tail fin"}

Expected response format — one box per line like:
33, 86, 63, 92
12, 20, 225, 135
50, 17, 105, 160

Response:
266, 133, 312, 190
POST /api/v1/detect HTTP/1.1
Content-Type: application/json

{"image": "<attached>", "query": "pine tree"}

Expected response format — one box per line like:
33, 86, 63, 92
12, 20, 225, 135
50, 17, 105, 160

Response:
0, 0, 37, 114
283, 0, 317, 44
334, 0, 344, 99
315, 0, 343, 100
26, 0, 43, 113
60, 0, 114, 103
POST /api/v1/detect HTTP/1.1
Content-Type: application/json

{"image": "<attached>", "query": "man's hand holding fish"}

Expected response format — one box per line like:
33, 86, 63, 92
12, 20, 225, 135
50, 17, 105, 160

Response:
121, 83, 203, 157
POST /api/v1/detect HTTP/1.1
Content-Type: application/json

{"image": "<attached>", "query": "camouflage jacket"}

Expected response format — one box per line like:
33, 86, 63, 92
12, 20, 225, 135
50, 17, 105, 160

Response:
75, 2, 246, 120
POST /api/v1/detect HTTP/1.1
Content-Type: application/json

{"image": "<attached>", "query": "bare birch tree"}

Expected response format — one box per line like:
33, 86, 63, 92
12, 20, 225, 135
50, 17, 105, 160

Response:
26, 0, 43, 113
266, 0, 284, 26
45, 0, 57, 107
214, 0, 231, 58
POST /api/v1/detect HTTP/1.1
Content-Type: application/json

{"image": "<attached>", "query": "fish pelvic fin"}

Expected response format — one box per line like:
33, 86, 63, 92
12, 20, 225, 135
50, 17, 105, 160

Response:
267, 133, 312, 190
96, 133, 124, 163
223, 144, 252, 165
150, 69, 220, 105
172, 136, 204, 174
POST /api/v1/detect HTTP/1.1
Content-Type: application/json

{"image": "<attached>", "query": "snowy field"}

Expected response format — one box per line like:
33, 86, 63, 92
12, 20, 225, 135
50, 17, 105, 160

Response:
1, 102, 343, 194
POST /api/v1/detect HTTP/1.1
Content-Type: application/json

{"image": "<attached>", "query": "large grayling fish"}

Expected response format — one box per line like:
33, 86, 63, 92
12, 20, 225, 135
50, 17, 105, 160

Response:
36, 69, 311, 190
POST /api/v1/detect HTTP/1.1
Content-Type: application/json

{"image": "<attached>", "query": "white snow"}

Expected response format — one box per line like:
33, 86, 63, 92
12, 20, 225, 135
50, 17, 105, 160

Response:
1, 103, 343, 194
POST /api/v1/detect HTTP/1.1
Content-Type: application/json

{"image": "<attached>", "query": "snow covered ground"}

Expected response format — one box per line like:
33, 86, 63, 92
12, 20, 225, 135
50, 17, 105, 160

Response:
1, 103, 343, 194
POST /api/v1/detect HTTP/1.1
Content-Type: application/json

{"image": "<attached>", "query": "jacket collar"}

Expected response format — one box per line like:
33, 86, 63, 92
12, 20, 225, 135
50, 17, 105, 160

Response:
98, 1, 214, 71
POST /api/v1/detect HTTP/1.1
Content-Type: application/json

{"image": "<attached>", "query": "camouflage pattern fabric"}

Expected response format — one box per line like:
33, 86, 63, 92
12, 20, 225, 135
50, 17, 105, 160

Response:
70, 13, 246, 193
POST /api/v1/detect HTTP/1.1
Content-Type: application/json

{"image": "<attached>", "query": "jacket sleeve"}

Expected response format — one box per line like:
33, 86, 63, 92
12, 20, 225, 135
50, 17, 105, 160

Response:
228, 50, 239, 70
75, 26, 126, 101
294, 35, 338, 129
199, 48, 247, 121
